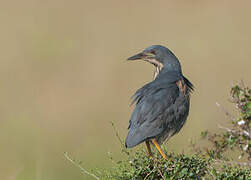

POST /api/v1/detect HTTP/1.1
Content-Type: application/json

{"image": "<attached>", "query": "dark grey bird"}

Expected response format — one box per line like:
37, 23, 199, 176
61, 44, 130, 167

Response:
125, 45, 193, 160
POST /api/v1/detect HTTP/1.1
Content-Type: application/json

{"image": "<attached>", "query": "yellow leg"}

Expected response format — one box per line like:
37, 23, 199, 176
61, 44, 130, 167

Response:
145, 141, 153, 159
152, 139, 168, 160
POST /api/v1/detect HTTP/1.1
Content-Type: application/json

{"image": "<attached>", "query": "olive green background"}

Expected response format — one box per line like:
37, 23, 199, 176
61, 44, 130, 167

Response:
0, 1, 251, 179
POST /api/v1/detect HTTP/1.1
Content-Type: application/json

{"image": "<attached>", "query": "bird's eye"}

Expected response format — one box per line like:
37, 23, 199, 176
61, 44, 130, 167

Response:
150, 50, 156, 55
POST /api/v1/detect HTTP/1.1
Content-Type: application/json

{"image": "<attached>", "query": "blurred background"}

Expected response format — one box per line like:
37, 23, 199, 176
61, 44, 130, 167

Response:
0, 0, 251, 179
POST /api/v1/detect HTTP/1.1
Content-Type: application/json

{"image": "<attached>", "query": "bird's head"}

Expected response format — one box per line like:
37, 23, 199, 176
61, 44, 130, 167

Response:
127, 45, 182, 78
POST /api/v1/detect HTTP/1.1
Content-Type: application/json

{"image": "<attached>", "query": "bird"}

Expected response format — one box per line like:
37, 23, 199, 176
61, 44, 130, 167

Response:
125, 45, 194, 160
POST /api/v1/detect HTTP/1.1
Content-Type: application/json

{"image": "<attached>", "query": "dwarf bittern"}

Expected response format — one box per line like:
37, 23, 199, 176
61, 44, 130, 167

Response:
125, 45, 194, 160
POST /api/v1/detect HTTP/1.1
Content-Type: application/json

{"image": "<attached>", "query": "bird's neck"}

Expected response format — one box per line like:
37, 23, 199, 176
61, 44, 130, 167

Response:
154, 66, 182, 80
150, 56, 182, 80
153, 63, 164, 79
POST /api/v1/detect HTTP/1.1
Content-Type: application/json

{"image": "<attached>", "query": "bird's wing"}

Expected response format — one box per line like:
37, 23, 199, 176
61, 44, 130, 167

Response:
126, 82, 180, 148
131, 71, 184, 105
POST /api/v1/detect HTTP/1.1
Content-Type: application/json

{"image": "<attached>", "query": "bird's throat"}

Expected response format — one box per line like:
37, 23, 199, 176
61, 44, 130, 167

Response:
153, 62, 163, 79
144, 58, 163, 79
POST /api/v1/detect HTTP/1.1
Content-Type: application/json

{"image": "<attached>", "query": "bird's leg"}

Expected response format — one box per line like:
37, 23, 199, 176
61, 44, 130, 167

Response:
145, 141, 153, 159
151, 139, 168, 160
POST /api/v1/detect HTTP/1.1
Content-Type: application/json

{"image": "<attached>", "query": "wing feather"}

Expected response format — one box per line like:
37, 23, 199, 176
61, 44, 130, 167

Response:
126, 83, 179, 148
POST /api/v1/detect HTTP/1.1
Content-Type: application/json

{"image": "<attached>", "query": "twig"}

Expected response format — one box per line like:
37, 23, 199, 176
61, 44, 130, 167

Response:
207, 165, 217, 180
213, 159, 251, 167
64, 152, 100, 180
110, 121, 124, 146
153, 158, 166, 180
218, 124, 251, 139
157, 167, 166, 180
110, 121, 129, 155
216, 102, 236, 122
144, 168, 154, 180
217, 124, 233, 132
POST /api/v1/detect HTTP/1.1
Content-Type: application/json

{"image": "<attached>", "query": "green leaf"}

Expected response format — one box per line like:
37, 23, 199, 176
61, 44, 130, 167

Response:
181, 168, 188, 175
247, 102, 251, 110
201, 131, 208, 138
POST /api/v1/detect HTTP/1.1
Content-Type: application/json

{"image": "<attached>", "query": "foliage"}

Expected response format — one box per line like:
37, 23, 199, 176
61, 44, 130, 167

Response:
201, 82, 251, 160
103, 150, 208, 180
65, 82, 251, 179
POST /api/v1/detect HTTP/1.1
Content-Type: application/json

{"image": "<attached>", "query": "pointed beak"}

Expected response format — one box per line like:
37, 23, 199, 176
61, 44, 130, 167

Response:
127, 52, 144, 61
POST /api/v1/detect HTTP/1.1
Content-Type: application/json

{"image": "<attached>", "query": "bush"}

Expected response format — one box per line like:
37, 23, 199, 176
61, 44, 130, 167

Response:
65, 82, 251, 179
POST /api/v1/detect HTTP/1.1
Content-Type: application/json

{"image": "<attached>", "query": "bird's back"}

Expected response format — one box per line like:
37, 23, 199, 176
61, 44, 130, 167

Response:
125, 71, 192, 148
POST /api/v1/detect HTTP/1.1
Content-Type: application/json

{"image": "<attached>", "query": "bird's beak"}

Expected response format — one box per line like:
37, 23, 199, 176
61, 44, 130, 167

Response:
127, 52, 144, 61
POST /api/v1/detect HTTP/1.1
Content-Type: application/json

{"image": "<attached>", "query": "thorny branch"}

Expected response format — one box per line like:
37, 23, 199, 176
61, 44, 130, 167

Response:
216, 102, 236, 122
64, 152, 100, 180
